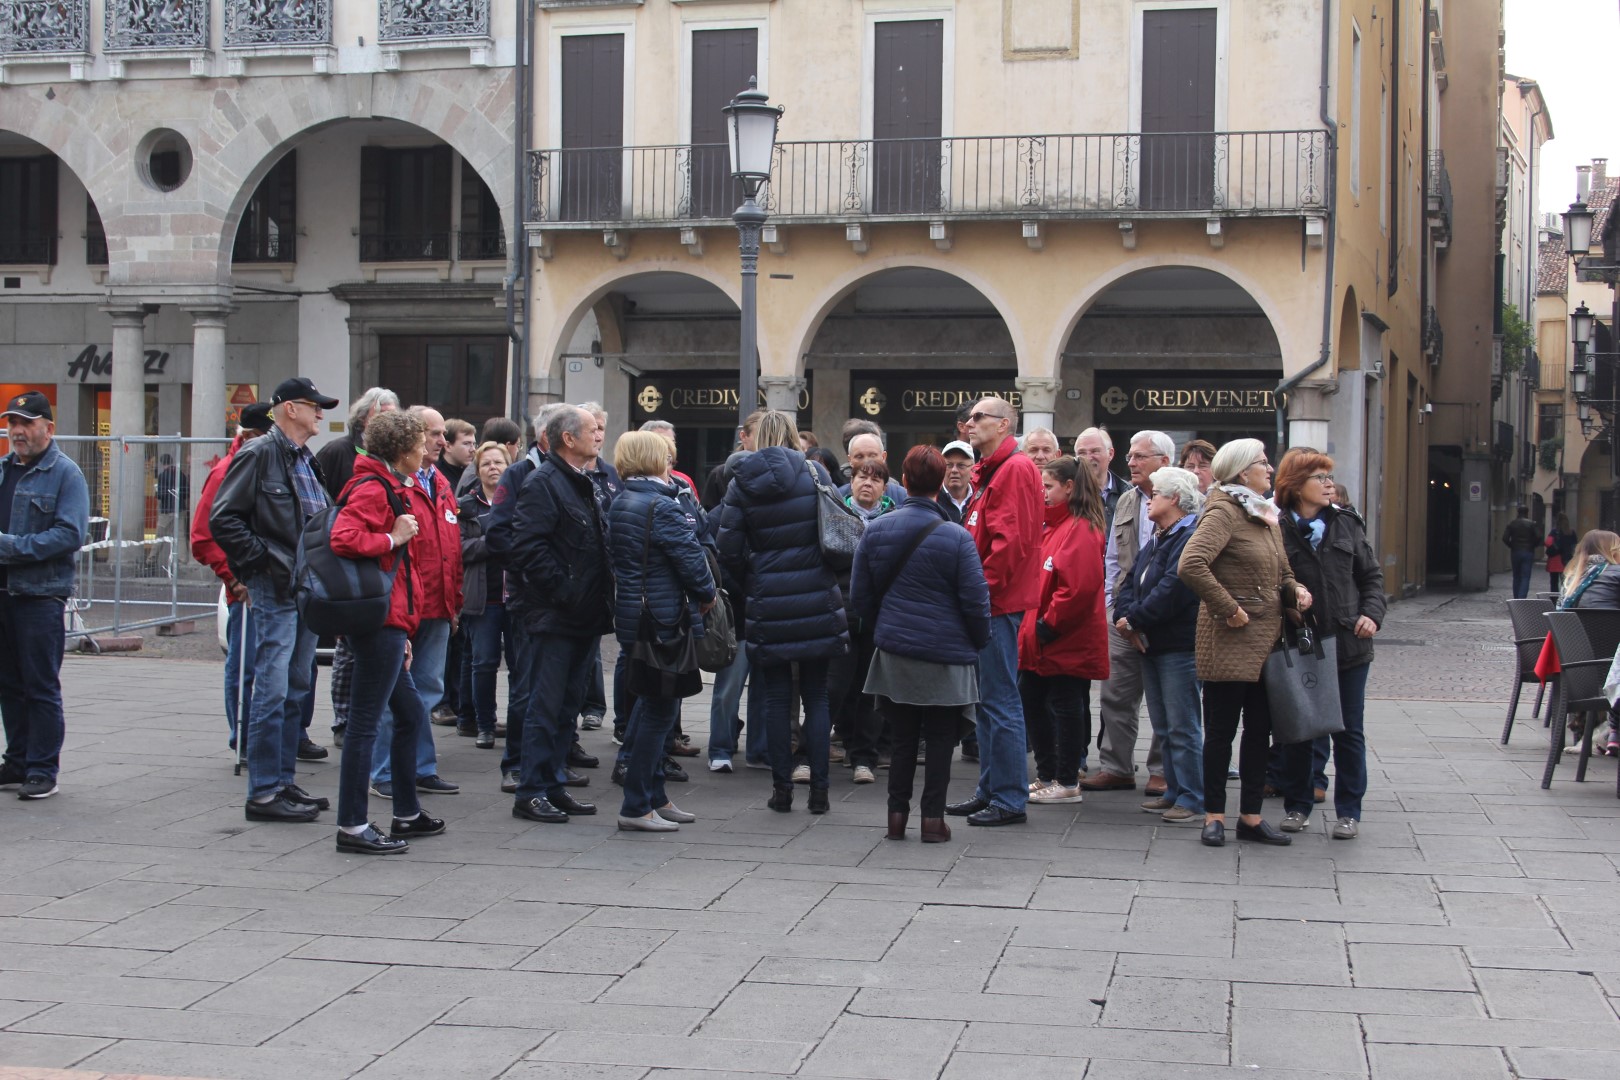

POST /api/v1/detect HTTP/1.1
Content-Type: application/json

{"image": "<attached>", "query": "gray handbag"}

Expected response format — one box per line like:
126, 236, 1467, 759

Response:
1263, 616, 1345, 744
806, 458, 864, 570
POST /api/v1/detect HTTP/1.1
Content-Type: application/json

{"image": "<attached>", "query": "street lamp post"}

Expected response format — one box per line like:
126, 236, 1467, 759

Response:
724, 78, 783, 432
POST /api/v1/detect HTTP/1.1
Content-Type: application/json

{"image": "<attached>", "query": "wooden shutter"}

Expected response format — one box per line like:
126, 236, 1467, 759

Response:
690, 28, 758, 217
359, 146, 385, 260
871, 20, 943, 214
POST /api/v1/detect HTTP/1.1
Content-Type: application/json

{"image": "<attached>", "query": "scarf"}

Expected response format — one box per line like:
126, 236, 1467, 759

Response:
1292, 510, 1326, 550
1560, 557, 1611, 610
1218, 483, 1280, 527
845, 494, 894, 521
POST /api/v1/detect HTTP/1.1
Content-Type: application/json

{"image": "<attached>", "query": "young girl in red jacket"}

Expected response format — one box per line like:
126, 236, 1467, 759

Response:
1017, 456, 1110, 804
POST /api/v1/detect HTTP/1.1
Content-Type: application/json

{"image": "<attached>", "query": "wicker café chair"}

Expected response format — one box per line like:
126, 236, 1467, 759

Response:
1541, 608, 1620, 794
1502, 598, 1556, 745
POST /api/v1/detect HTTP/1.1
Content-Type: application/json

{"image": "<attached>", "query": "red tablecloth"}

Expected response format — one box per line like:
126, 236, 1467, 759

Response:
1535, 632, 1560, 682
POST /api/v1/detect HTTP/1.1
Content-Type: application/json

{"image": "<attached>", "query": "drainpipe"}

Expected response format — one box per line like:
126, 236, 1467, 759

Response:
1523, 87, 1544, 502
1275, 0, 1339, 451
505, 0, 530, 423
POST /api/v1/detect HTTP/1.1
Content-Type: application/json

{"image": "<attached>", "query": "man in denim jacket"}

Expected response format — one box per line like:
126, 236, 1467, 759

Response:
0, 392, 89, 800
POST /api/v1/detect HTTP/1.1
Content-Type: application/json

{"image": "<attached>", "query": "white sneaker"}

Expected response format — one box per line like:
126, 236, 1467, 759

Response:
852, 765, 876, 784
1029, 783, 1084, 804
655, 803, 696, 823
791, 763, 811, 784
708, 758, 733, 773
617, 813, 679, 832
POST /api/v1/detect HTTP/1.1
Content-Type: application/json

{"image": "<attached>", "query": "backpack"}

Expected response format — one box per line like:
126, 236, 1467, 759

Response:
293, 475, 412, 637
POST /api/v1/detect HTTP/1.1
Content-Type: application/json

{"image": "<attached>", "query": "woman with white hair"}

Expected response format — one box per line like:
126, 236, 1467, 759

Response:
1113, 466, 1205, 823
1178, 438, 1311, 848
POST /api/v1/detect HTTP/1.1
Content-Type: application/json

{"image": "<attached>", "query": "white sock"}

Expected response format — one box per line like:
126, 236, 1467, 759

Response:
339, 824, 370, 836
395, 811, 422, 823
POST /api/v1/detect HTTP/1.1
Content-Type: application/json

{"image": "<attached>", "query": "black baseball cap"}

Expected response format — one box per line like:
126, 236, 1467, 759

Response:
271, 377, 339, 410
1, 391, 52, 422
238, 402, 274, 432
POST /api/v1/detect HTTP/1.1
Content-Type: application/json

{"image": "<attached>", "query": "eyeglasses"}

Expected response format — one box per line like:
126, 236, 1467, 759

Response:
1248, 458, 1270, 470
967, 411, 1007, 424
1309, 472, 1335, 484
1126, 451, 1167, 463
287, 399, 323, 412
944, 460, 971, 470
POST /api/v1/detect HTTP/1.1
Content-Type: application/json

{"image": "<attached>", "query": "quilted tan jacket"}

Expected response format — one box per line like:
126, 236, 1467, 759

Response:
1177, 486, 1299, 683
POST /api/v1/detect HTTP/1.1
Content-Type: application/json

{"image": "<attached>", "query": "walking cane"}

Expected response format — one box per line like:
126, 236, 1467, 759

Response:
234, 601, 251, 776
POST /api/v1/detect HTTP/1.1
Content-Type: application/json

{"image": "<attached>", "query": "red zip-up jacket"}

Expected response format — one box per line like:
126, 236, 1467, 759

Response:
964, 434, 1044, 616
402, 463, 464, 622
1018, 502, 1110, 679
330, 455, 422, 637
191, 435, 245, 601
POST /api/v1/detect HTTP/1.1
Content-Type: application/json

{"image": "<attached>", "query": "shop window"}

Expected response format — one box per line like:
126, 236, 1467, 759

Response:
86, 197, 107, 266
458, 158, 505, 260
1538, 403, 1561, 444
359, 145, 453, 262
0, 156, 58, 265
233, 151, 298, 263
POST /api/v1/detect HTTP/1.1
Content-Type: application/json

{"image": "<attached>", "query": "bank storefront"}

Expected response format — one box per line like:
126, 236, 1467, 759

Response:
847, 371, 1021, 457
629, 372, 814, 484
1088, 369, 1282, 456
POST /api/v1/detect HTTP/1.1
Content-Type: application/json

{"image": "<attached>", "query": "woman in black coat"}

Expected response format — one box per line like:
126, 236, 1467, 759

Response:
607, 432, 716, 833
717, 410, 850, 814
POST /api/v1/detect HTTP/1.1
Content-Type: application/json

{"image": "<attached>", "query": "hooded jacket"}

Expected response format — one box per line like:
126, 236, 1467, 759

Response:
607, 476, 716, 649
402, 465, 463, 623
964, 434, 1044, 616
716, 445, 849, 663
1017, 502, 1109, 678
191, 434, 247, 601
328, 454, 422, 637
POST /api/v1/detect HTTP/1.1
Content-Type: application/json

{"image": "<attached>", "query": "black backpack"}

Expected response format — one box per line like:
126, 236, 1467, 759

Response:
293, 475, 413, 637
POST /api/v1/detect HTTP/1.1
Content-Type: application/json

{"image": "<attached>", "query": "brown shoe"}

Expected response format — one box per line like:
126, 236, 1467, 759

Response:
886, 810, 908, 840
1140, 797, 1173, 812
1313, 787, 1327, 804
920, 817, 951, 843
1079, 771, 1137, 792
1144, 776, 1167, 797
669, 741, 701, 758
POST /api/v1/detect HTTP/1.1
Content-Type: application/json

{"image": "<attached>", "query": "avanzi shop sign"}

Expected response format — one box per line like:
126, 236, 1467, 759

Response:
1095, 371, 1281, 427
65, 345, 172, 384
852, 373, 1020, 426
632, 373, 812, 424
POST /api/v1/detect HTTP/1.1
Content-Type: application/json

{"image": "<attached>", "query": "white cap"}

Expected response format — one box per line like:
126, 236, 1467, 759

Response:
942, 440, 974, 459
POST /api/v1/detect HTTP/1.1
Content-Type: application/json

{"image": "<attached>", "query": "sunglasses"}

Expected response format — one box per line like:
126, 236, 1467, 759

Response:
967, 411, 1007, 424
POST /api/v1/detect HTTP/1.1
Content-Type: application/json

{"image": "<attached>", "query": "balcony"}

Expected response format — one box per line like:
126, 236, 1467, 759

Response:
1426, 149, 1452, 249
526, 130, 1330, 230
379, 0, 491, 67
457, 229, 506, 261
104, 0, 209, 77
223, 0, 333, 75
0, 0, 90, 78
1423, 305, 1444, 368
0, 231, 55, 265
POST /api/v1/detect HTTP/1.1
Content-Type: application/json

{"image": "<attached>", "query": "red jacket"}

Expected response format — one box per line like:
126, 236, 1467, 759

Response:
1018, 502, 1110, 679
965, 435, 1044, 615
330, 455, 423, 637
191, 435, 245, 601
404, 463, 465, 622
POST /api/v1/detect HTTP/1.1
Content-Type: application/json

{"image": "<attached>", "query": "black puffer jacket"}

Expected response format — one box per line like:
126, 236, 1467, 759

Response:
1279, 503, 1386, 669
608, 477, 716, 648
510, 456, 614, 638
717, 446, 849, 663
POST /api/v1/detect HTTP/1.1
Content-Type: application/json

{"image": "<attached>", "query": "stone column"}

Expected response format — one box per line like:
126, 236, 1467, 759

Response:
1015, 377, 1062, 437
1285, 380, 1337, 452
759, 375, 806, 414
102, 306, 149, 550
186, 307, 232, 555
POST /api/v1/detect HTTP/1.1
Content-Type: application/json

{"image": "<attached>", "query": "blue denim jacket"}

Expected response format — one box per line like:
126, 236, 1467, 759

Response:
0, 440, 89, 597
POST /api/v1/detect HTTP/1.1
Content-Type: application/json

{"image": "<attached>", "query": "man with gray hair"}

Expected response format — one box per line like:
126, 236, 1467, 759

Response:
1075, 427, 1125, 531
1083, 430, 1174, 794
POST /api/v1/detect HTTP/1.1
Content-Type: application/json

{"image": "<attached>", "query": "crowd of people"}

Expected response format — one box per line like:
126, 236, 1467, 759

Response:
0, 378, 1395, 856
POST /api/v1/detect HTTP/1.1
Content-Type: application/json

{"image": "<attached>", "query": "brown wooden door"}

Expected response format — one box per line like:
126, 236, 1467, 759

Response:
689, 28, 759, 218
378, 336, 508, 433
560, 33, 625, 221
871, 19, 943, 214
1140, 8, 1217, 211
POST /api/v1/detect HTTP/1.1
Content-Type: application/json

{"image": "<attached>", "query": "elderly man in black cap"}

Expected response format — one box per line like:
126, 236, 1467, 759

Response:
211, 378, 340, 823
0, 391, 89, 801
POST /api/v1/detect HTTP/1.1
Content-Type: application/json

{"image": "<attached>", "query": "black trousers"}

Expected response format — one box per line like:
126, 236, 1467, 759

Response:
884, 700, 959, 817
828, 626, 882, 768
1201, 679, 1273, 817
1019, 671, 1092, 787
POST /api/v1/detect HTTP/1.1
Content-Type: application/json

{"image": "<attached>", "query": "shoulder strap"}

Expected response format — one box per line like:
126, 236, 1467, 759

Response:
874, 516, 946, 609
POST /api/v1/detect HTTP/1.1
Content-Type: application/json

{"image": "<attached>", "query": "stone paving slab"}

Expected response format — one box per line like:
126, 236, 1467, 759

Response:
1, 578, 1618, 1077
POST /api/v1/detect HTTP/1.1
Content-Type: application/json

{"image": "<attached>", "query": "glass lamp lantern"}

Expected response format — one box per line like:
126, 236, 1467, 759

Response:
724, 78, 784, 199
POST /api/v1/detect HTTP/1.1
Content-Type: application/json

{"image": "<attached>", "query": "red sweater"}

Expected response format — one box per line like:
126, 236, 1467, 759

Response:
330, 455, 423, 637
1018, 502, 1110, 679
965, 435, 1044, 615
191, 435, 244, 600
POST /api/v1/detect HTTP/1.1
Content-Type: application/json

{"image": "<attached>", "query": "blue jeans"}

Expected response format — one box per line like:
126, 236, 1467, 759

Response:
583, 637, 607, 719
1141, 650, 1205, 813
1310, 661, 1370, 820
620, 693, 679, 817
761, 658, 830, 789
0, 595, 67, 782
974, 613, 1029, 813
341, 627, 424, 827
707, 642, 751, 761
501, 625, 535, 776
1511, 550, 1534, 599
371, 618, 447, 784
224, 599, 257, 747
465, 604, 505, 735
242, 575, 316, 800
517, 634, 595, 802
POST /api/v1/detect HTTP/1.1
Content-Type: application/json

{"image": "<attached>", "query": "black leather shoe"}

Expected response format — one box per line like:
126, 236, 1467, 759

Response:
296, 737, 328, 761
610, 762, 626, 786
945, 795, 989, 817
1200, 819, 1226, 847
568, 742, 600, 768
390, 812, 446, 838
500, 771, 519, 794
662, 757, 689, 782
767, 785, 793, 812
281, 784, 330, 811
966, 804, 1027, 827
563, 767, 590, 788
415, 775, 460, 794
1236, 819, 1293, 846
551, 791, 596, 816
808, 787, 829, 815
245, 794, 319, 823
513, 796, 568, 823
336, 825, 407, 854
476, 732, 495, 749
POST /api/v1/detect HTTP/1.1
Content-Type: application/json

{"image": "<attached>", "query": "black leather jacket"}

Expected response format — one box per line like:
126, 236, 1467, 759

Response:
510, 456, 614, 637
1279, 504, 1386, 670
209, 427, 328, 601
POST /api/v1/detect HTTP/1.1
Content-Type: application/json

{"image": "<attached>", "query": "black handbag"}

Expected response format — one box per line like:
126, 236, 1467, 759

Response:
292, 475, 411, 637
1263, 613, 1344, 745
696, 549, 739, 673
807, 458, 865, 570
626, 501, 703, 699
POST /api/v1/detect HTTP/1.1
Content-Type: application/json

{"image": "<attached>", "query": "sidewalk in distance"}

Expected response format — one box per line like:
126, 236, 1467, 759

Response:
0, 575, 1615, 1079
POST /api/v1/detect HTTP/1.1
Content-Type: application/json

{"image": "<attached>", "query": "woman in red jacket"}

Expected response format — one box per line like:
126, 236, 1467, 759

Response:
328, 409, 446, 855
1018, 455, 1110, 804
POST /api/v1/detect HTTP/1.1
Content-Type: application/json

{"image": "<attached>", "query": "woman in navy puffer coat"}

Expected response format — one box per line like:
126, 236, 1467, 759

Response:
717, 411, 849, 814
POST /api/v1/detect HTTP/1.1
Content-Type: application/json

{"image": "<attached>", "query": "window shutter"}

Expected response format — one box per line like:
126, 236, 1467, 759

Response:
359, 146, 385, 260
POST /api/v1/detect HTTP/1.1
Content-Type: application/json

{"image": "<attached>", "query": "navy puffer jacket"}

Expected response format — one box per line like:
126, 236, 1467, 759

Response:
851, 497, 991, 665
608, 477, 716, 649
717, 446, 849, 663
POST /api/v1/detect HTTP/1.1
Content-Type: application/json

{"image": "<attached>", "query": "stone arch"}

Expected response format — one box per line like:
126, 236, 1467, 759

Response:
1336, 286, 1361, 373
1044, 253, 1297, 380
786, 254, 1030, 379
0, 104, 121, 248
538, 264, 743, 384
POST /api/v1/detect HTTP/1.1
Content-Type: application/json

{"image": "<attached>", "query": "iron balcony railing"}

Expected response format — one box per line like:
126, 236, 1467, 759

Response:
233, 230, 295, 263
0, 231, 55, 264
379, 0, 488, 42
0, 0, 89, 55
1427, 149, 1452, 246
359, 230, 502, 262
223, 0, 331, 48
457, 229, 506, 260
105, 0, 208, 51
527, 130, 1330, 226
1423, 304, 1444, 368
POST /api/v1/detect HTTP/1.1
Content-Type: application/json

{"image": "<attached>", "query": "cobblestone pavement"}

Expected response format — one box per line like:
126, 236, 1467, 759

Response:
2, 577, 1618, 1080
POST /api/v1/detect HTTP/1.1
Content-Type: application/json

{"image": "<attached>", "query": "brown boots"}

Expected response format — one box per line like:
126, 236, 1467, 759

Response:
886, 811, 908, 839
920, 817, 951, 844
